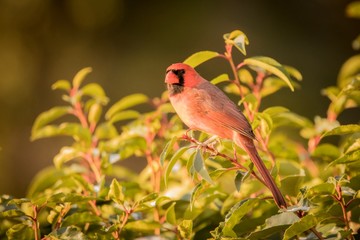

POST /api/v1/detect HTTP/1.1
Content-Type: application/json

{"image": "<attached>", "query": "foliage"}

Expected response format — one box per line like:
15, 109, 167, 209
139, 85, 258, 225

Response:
1, 7, 360, 239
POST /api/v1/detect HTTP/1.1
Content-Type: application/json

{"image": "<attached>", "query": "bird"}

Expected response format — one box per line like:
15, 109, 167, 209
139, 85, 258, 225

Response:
165, 62, 287, 208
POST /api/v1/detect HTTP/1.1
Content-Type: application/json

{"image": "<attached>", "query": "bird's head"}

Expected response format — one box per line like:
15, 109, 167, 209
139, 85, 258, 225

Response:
165, 63, 202, 95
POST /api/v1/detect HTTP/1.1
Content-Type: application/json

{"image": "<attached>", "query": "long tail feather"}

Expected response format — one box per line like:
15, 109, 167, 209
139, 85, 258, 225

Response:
235, 135, 287, 208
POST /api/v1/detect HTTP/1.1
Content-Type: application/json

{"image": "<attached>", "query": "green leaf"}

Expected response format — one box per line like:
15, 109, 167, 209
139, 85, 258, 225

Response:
80, 83, 109, 104
106, 93, 148, 119
244, 56, 294, 91
283, 214, 317, 240
62, 212, 102, 227
238, 68, 254, 85
31, 106, 71, 135
88, 103, 102, 125
138, 193, 158, 204
190, 182, 203, 211
52, 79, 71, 91
322, 124, 360, 138
53, 147, 82, 168
263, 106, 289, 116
248, 212, 299, 239
108, 110, 140, 124
183, 51, 220, 68
164, 147, 189, 187
95, 122, 118, 139
222, 198, 259, 237
165, 202, 177, 225
223, 30, 249, 55
327, 149, 360, 168
284, 65, 302, 81
31, 123, 92, 143
211, 73, 230, 85
6, 223, 34, 240
337, 54, 360, 88
123, 220, 161, 231
57, 123, 92, 142
47, 226, 87, 239
160, 136, 178, 166
73, 67, 92, 89
0, 209, 25, 218
234, 171, 244, 192
178, 219, 193, 239
193, 150, 213, 184
308, 182, 335, 196
108, 178, 124, 204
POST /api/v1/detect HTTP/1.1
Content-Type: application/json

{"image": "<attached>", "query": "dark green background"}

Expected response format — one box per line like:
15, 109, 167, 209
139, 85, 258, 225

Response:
0, 0, 358, 196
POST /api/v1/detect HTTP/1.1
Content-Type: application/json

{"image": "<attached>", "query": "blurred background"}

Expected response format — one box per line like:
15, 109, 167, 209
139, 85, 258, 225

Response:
0, 0, 358, 197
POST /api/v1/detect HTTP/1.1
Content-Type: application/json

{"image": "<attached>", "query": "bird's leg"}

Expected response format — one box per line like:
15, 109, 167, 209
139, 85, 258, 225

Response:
202, 135, 219, 146
199, 135, 220, 155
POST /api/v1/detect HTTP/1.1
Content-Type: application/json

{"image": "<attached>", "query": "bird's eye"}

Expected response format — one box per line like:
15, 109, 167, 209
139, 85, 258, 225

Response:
171, 69, 185, 76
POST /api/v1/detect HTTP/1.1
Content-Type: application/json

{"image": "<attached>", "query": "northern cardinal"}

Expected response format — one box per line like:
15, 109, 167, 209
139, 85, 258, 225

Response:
165, 63, 287, 208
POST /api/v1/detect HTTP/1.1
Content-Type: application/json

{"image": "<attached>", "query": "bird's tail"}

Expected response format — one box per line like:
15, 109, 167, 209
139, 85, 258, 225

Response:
234, 135, 287, 209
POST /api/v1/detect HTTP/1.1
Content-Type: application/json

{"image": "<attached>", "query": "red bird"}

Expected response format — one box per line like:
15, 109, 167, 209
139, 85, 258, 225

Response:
165, 63, 287, 208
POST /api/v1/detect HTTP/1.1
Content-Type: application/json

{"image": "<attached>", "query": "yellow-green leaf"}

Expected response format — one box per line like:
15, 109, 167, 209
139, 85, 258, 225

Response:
73, 67, 92, 89
224, 30, 249, 55
210, 73, 230, 85
183, 51, 220, 68
32, 106, 72, 136
52, 80, 71, 91
244, 56, 294, 91
106, 93, 148, 119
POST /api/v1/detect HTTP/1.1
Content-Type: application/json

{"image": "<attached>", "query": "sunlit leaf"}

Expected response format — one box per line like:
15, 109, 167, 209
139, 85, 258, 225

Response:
106, 93, 148, 119
337, 54, 360, 88
193, 150, 213, 184
0, 209, 25, 218
164, 147, 189, 187
165, 202, 177, 225
52, 79, 71, 91
108, 110, 140, 124
183, 51, 220, 68
234, 171, 244, 192
211, 73, 230, 85
322, 124, 360, 138
283, 214, 317, 240
160, 136, 178, 166
88, 103, 102, 125
53, 146, 82, 168
47, 226, 87, 239
327, 149, 360, 168
238, 68, 253, 85
108, 178, 124, 204
31, 106, 71, 135
123, 220, 161, 231
263, 106, 289, 116
6, 223, 34, 240
62, 212, 102, 227
80, 83, 109, 104
224, 30, 249, 55
222, 198, 259, 237
95, 122, 118, 139
244, 56, 294, 91
178, 219, 193, 239
284, 65, 302, 81
248, 212, 299, 239
73, 67, 92, 90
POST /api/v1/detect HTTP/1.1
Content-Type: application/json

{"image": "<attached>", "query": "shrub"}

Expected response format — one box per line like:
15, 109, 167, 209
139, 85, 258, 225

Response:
0, 23, 359, 240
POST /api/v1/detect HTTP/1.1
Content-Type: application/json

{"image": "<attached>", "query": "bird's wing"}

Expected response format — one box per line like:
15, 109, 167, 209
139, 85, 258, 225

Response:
198, 82, 256, 140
